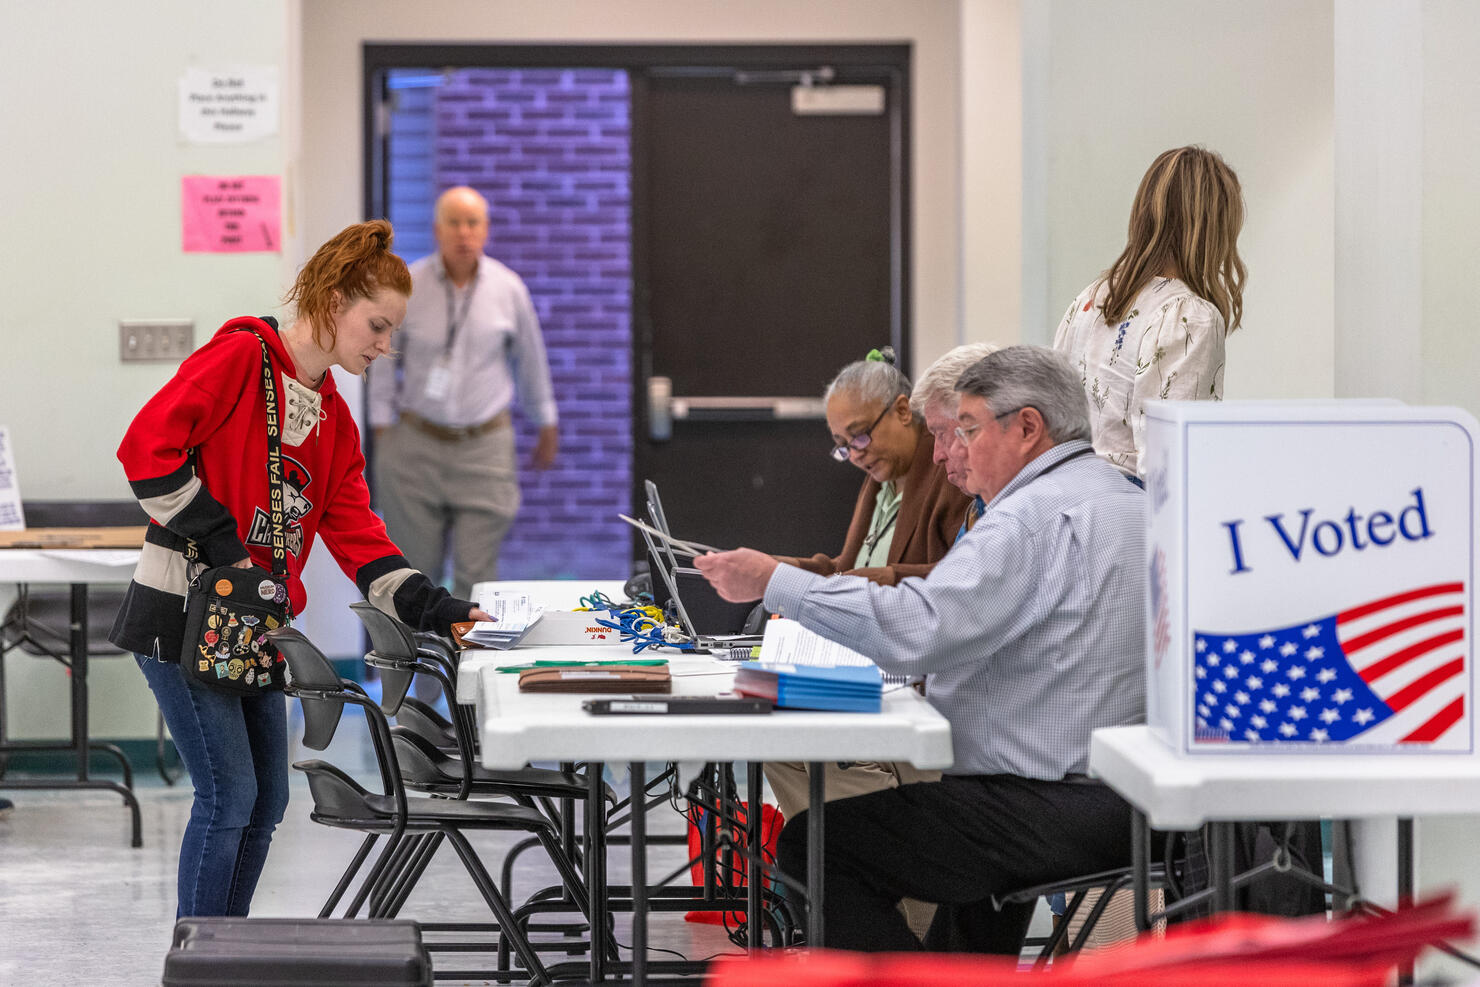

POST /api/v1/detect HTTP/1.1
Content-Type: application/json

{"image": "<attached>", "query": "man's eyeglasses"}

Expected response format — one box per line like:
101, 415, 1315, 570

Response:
954, 406, 1024, 445
830, 403, 893, 462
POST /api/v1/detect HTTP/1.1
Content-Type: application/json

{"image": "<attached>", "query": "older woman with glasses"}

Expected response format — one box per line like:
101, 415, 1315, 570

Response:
776, 347, 971, 586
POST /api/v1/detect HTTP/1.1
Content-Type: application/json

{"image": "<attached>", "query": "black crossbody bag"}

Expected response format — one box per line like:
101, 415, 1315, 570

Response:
178, 333, 291, 695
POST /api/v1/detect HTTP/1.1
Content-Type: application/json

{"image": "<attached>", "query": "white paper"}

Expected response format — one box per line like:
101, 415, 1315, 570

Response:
0, 426, 23, 530
758, 617, 876, 667
179, 66, 279, 143
758, 617, 910, 686
465, 592, 545, 649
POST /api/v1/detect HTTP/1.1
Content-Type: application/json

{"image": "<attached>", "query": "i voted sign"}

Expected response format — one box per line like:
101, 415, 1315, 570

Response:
1143, 401, 1476, 755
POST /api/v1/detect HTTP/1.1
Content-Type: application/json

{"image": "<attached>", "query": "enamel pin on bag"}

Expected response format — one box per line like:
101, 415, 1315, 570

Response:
179, 331, 291, 695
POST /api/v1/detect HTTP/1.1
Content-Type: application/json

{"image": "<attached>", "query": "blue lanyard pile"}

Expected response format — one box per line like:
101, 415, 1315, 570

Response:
576, 592, 695, 654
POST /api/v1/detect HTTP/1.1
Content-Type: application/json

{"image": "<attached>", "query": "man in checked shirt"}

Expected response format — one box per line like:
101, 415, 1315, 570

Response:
696, 345, 1149, 953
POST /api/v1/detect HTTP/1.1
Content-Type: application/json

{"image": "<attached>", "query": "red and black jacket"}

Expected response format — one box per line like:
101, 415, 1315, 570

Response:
110, 316, 468, 660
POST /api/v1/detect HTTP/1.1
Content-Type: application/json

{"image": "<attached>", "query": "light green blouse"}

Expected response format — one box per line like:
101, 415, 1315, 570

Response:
856, 480, 902, 568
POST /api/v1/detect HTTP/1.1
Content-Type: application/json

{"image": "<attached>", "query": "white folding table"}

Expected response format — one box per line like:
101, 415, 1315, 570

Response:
1089, 723, 1480, 982
458, 646, 953, 982
0, 545, 143, 846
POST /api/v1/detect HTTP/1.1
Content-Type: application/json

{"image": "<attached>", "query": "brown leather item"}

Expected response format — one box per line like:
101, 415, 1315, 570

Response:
400, 408, 511, 442
518, 665, 673, 694
449, 621, 477, 649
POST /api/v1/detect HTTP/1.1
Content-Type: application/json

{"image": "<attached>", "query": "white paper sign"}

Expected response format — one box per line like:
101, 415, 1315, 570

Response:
0, 426, 24, 530
178, 66, 279, 143
1145, 401, 1477, 755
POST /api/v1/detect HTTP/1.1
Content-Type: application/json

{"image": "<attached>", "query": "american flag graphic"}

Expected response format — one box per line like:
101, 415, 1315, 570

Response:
1193, 582, 1468, 745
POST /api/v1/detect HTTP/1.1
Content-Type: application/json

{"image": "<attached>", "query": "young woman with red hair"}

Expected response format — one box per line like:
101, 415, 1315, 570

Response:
110, 220, 488, 918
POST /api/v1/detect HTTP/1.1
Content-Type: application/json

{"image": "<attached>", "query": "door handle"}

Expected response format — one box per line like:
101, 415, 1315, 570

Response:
647, 376, 825, 440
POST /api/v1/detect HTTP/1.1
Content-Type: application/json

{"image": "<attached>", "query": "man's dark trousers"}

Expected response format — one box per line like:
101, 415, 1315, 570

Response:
776, 773, 1137, 953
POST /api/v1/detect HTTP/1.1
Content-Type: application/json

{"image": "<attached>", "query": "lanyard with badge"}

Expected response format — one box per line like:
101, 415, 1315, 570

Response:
423, 268, 477, 404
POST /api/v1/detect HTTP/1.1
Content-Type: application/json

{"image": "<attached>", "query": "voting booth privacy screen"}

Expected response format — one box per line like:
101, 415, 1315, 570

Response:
1144, 401, 1477, 755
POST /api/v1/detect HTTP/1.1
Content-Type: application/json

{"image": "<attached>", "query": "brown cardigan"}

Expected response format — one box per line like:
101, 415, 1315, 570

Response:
781, 428, 971, 587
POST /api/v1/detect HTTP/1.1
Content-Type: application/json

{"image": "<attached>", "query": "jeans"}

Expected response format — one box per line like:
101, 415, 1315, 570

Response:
135, 653, 290, 917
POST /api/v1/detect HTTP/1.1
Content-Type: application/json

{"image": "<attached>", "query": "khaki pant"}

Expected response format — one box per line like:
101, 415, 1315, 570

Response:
765, 760, 941, 940
373, 418, 520, 601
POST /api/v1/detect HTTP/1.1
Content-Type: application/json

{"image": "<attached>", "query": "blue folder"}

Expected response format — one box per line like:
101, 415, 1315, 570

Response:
733, 661, 883, 713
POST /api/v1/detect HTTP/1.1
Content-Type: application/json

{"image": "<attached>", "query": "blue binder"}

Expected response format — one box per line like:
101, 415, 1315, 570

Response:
733, 661, 882, 713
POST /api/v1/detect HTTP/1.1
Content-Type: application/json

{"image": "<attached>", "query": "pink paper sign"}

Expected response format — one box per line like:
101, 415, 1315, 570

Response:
182, 175, 281, 253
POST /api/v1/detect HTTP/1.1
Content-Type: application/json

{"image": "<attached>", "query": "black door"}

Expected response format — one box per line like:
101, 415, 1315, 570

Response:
632, 62, 908, 556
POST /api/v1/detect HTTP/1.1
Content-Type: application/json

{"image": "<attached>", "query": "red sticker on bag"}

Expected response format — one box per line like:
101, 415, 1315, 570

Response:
205, 631, 219, 646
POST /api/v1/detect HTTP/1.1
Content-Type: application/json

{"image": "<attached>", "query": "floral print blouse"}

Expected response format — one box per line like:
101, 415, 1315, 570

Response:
1052, 276, 1226, 478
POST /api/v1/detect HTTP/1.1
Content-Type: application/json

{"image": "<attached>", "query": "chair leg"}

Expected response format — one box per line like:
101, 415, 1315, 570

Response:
1032, 889, 1086, 971
380, 832, 447, 919
366, 831, 432, 918
444, 828, 551, 986
343, 829, 408, 919
320, 833, 380, 918
1067, 878, 1131, 954
500, 835, 542, 904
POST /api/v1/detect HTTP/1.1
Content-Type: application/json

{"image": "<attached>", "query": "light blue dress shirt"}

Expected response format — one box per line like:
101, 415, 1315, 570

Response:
764, 439, 1147, 780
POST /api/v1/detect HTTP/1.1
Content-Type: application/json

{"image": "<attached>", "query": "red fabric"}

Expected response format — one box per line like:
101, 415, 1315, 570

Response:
684, 801, 783, 926
703, 895, 1473, 986
117, 317, 401, 614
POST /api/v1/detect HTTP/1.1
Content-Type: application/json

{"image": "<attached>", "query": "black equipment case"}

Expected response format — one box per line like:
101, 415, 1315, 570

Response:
162, 917, 430, 986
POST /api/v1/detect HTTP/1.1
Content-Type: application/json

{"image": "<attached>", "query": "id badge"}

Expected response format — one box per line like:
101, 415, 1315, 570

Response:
423, 357, 452, 402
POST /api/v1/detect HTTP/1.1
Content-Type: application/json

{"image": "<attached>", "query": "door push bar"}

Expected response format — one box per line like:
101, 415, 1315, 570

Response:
647, 376, 826, 441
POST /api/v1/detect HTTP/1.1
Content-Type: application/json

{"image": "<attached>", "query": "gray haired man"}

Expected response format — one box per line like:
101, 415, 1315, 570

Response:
696, 345, 1149, 953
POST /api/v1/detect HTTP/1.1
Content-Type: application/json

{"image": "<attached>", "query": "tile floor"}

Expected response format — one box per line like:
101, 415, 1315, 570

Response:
0, 702, 744, 985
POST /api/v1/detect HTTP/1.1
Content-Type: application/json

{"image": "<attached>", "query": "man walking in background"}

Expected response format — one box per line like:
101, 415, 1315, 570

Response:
368, 186, 559, 602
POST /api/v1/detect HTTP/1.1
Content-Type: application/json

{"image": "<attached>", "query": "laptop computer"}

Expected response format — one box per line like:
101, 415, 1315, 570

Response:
640, 480, 760, 647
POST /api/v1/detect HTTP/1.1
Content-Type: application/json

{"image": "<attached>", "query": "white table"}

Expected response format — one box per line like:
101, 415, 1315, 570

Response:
459, 645, 953, 981
0, 547, 143, 846
1089, 724, 1480, 830
1089, 724, 1480, 964
461, 648, 953, 771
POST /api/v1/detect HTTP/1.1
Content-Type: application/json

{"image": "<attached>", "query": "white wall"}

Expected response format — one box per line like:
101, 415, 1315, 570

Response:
1030, 0, 1335, 402
0, 0, 295, 738
297, 0, 966, 370
1421, 0, 1480, 414
1408, 3, 1480, 979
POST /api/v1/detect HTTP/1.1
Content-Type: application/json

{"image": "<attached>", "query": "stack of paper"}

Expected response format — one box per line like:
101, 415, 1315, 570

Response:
757, 618, 906, 685
732, 661, 882, 713
462, 592, 544, 650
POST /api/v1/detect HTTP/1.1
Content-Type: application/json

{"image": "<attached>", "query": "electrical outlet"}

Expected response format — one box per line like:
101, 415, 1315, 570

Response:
120, 320, 194, 362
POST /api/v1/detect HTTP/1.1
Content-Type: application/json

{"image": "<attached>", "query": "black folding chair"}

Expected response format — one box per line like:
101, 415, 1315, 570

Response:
268, 625, 591, 985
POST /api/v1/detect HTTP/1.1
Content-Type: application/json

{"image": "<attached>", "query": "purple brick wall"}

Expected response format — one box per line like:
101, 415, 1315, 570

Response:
432, 68, 633, 580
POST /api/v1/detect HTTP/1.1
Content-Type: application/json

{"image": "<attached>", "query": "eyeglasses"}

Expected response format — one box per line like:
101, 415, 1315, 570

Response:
954, 406, 1024, 445
830, 403, 893, 462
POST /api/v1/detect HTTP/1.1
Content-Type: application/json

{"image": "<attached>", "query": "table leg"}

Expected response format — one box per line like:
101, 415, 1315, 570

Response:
1131, 810, 1150, 932
70, 584, 89, 782
587, 763, 608, 983
1208, 821, 1237, 913
630, 761, 647, 986
746, 761, 763, 949
0, 583, 143, 848
806, 761, 825, 947
1397, 817, 1415, 987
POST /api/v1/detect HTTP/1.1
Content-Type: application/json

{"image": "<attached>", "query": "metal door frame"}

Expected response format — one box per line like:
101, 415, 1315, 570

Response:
362, 43, 912, 557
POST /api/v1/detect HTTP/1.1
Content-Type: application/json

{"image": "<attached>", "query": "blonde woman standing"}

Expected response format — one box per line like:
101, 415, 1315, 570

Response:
1053, 146, 1246, 479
